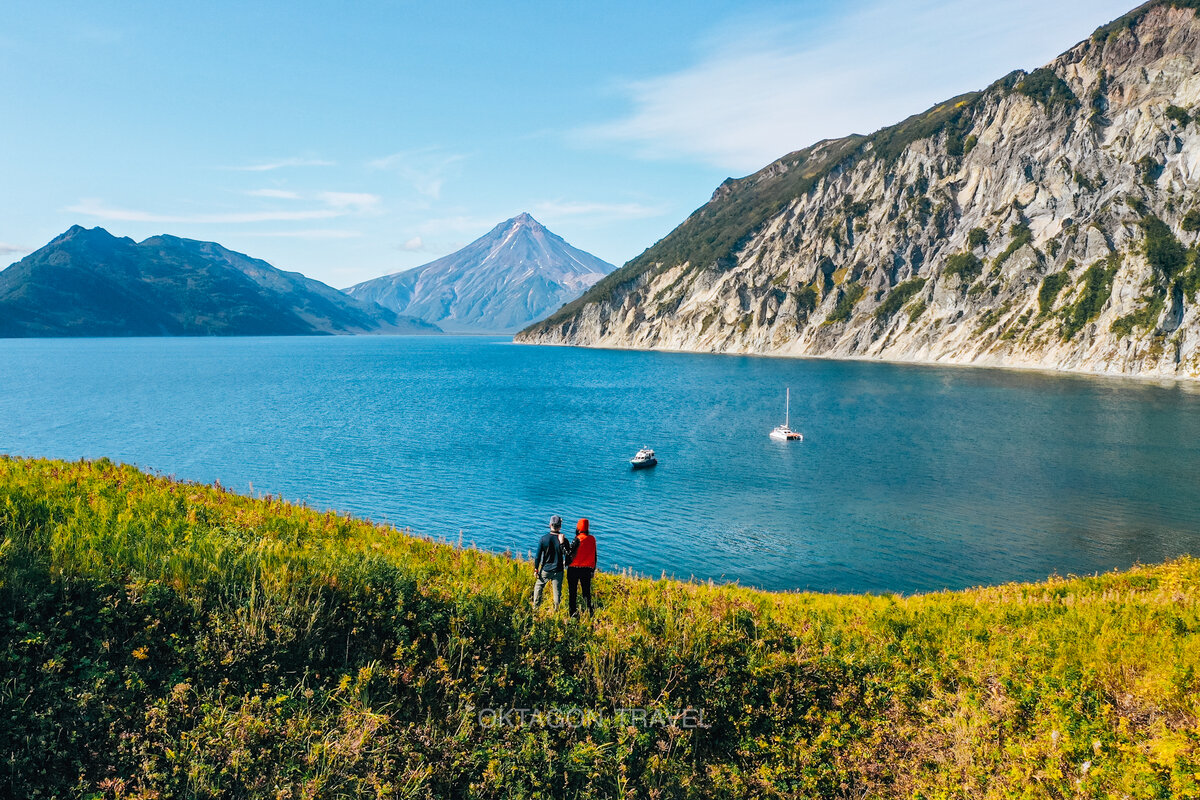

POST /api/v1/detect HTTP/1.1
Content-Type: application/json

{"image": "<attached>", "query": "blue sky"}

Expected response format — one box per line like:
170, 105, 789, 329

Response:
2, 0, 1135, 287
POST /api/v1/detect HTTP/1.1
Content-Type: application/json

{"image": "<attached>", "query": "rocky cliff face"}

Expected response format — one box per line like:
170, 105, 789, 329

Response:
519, 2, 1200, 379
345, 213, 613, 333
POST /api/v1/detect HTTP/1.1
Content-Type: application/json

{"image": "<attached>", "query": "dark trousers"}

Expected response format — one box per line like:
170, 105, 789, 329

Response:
567, 567, 594, 616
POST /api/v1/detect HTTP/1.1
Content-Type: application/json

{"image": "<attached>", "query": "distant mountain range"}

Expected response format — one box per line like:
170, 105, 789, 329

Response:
344, 213, 613, 333
0, 226, 438, 337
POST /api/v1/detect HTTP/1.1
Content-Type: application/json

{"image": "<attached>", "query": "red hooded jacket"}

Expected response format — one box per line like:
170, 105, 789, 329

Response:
570, 518, 597, 569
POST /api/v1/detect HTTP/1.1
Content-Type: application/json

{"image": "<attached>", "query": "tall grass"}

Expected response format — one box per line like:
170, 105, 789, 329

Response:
2, 456, 1198, 799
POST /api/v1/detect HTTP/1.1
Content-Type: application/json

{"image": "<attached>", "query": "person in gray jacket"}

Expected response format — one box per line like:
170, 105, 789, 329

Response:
532, 514, 571, 610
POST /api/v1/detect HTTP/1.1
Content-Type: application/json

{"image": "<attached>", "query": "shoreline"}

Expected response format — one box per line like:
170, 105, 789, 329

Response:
512, 337, 1200, 387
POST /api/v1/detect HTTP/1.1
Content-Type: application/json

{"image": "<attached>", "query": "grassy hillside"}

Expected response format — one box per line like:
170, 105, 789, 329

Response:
1, 457, 1198, 799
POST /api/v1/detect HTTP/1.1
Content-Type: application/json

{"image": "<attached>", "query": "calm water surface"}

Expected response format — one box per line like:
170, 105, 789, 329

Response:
2, 335, 1198, 593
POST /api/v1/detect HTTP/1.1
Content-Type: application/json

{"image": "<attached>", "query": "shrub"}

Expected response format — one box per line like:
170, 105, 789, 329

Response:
1088, 70, 1110, 127
1111, 291, 1166, 337
1015, 68, 1078, 110
843, 199, 870, 218
1140, 215, 1187, 279
1136, 155, 1163, 186
4, 458, 1200, 799
824, 281, 864, 324
967, 227, 988, 249
992, 222, 1034, 272
794, 285, 819, 316
1061, 256, 1120, 339
962, 134, 978, 155
874, 278, 927, 321
944, 252, 983, 282
1038, 266, 1072, 316
907, 298, 927, 323
1165, 104, 1192, 127
1182, 208, 1200, 232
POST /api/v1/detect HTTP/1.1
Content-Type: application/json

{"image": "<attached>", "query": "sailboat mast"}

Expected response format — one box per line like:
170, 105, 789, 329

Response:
785, 387, 790, 427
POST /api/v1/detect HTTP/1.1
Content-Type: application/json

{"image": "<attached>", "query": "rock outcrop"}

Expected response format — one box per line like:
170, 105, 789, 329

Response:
519, 2, 1200, 379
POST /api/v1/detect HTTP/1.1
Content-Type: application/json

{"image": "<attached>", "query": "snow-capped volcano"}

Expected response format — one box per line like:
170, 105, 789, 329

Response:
343, 213, 614, 333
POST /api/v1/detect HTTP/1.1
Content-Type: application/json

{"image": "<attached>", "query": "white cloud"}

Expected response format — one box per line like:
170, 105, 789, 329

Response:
67, 191, 382, 224
223, 157, 335, 172
368, 148, 468, 199
0, 242, 27, 255
317, 191, 382, 211
401, 236, 425, 251
531, 200, 667, 221
583, 0, 1135, 172
241, 229, 363, 239
65, 199, 340, 223
414, 215, 498, 236
245, 189, 302, 199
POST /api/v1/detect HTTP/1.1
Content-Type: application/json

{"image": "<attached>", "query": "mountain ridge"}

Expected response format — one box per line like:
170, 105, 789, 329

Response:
0, 226, 439, 337
344, 213, 613, 333
518, 1, 1200, 380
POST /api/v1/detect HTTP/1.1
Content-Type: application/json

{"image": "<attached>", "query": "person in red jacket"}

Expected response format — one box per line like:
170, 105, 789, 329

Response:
567, 518, 597, 617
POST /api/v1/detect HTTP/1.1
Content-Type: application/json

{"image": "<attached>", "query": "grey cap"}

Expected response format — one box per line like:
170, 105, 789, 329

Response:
549, 515, 562, 528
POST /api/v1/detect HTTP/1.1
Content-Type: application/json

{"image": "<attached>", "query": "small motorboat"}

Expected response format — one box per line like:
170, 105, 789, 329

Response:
630, 447, 658, 469
769, 387, 804, 441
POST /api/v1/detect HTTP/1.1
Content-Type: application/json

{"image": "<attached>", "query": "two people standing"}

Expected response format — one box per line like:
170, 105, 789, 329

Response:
532, 515, 596, 616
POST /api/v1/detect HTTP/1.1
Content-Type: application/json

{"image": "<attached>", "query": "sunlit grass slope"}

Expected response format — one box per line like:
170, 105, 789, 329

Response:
1, 456, 1198, 799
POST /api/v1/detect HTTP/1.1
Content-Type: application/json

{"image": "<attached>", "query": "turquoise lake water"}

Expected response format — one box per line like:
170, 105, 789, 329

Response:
2, 335, 1199, 593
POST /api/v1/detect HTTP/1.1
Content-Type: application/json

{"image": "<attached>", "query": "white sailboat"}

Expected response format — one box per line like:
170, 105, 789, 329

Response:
769, 388, 803, 441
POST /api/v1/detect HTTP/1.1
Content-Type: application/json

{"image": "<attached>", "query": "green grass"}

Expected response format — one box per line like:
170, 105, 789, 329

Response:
3, 458, 1200, 799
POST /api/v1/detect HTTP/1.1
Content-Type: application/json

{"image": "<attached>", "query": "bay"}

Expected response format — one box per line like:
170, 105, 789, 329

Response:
2, 334, 1198, 594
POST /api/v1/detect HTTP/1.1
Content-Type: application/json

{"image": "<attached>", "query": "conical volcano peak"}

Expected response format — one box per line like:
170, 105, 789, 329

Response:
344, 215, 616, 333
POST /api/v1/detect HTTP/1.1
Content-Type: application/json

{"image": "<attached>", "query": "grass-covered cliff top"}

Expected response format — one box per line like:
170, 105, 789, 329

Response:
2, 456, 1198, 798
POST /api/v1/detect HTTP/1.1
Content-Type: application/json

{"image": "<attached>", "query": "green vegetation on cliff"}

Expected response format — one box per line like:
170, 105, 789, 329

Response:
3, 458, 1199, 799
524, 90, 985, 336
874, 278, 927, 321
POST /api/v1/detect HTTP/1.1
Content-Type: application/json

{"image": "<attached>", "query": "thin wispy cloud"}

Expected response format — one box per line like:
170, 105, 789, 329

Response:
317, 191, 382, 211
223, 157, 336, 172
583, 0, 1133, 172
242, 229, 363, 239
400, 236, 426, 252
368, 148, 469, 199
0, 242, 27, 255
67, 192, 382, 224
245, 189, 302, 199
532, 200, 667, 221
